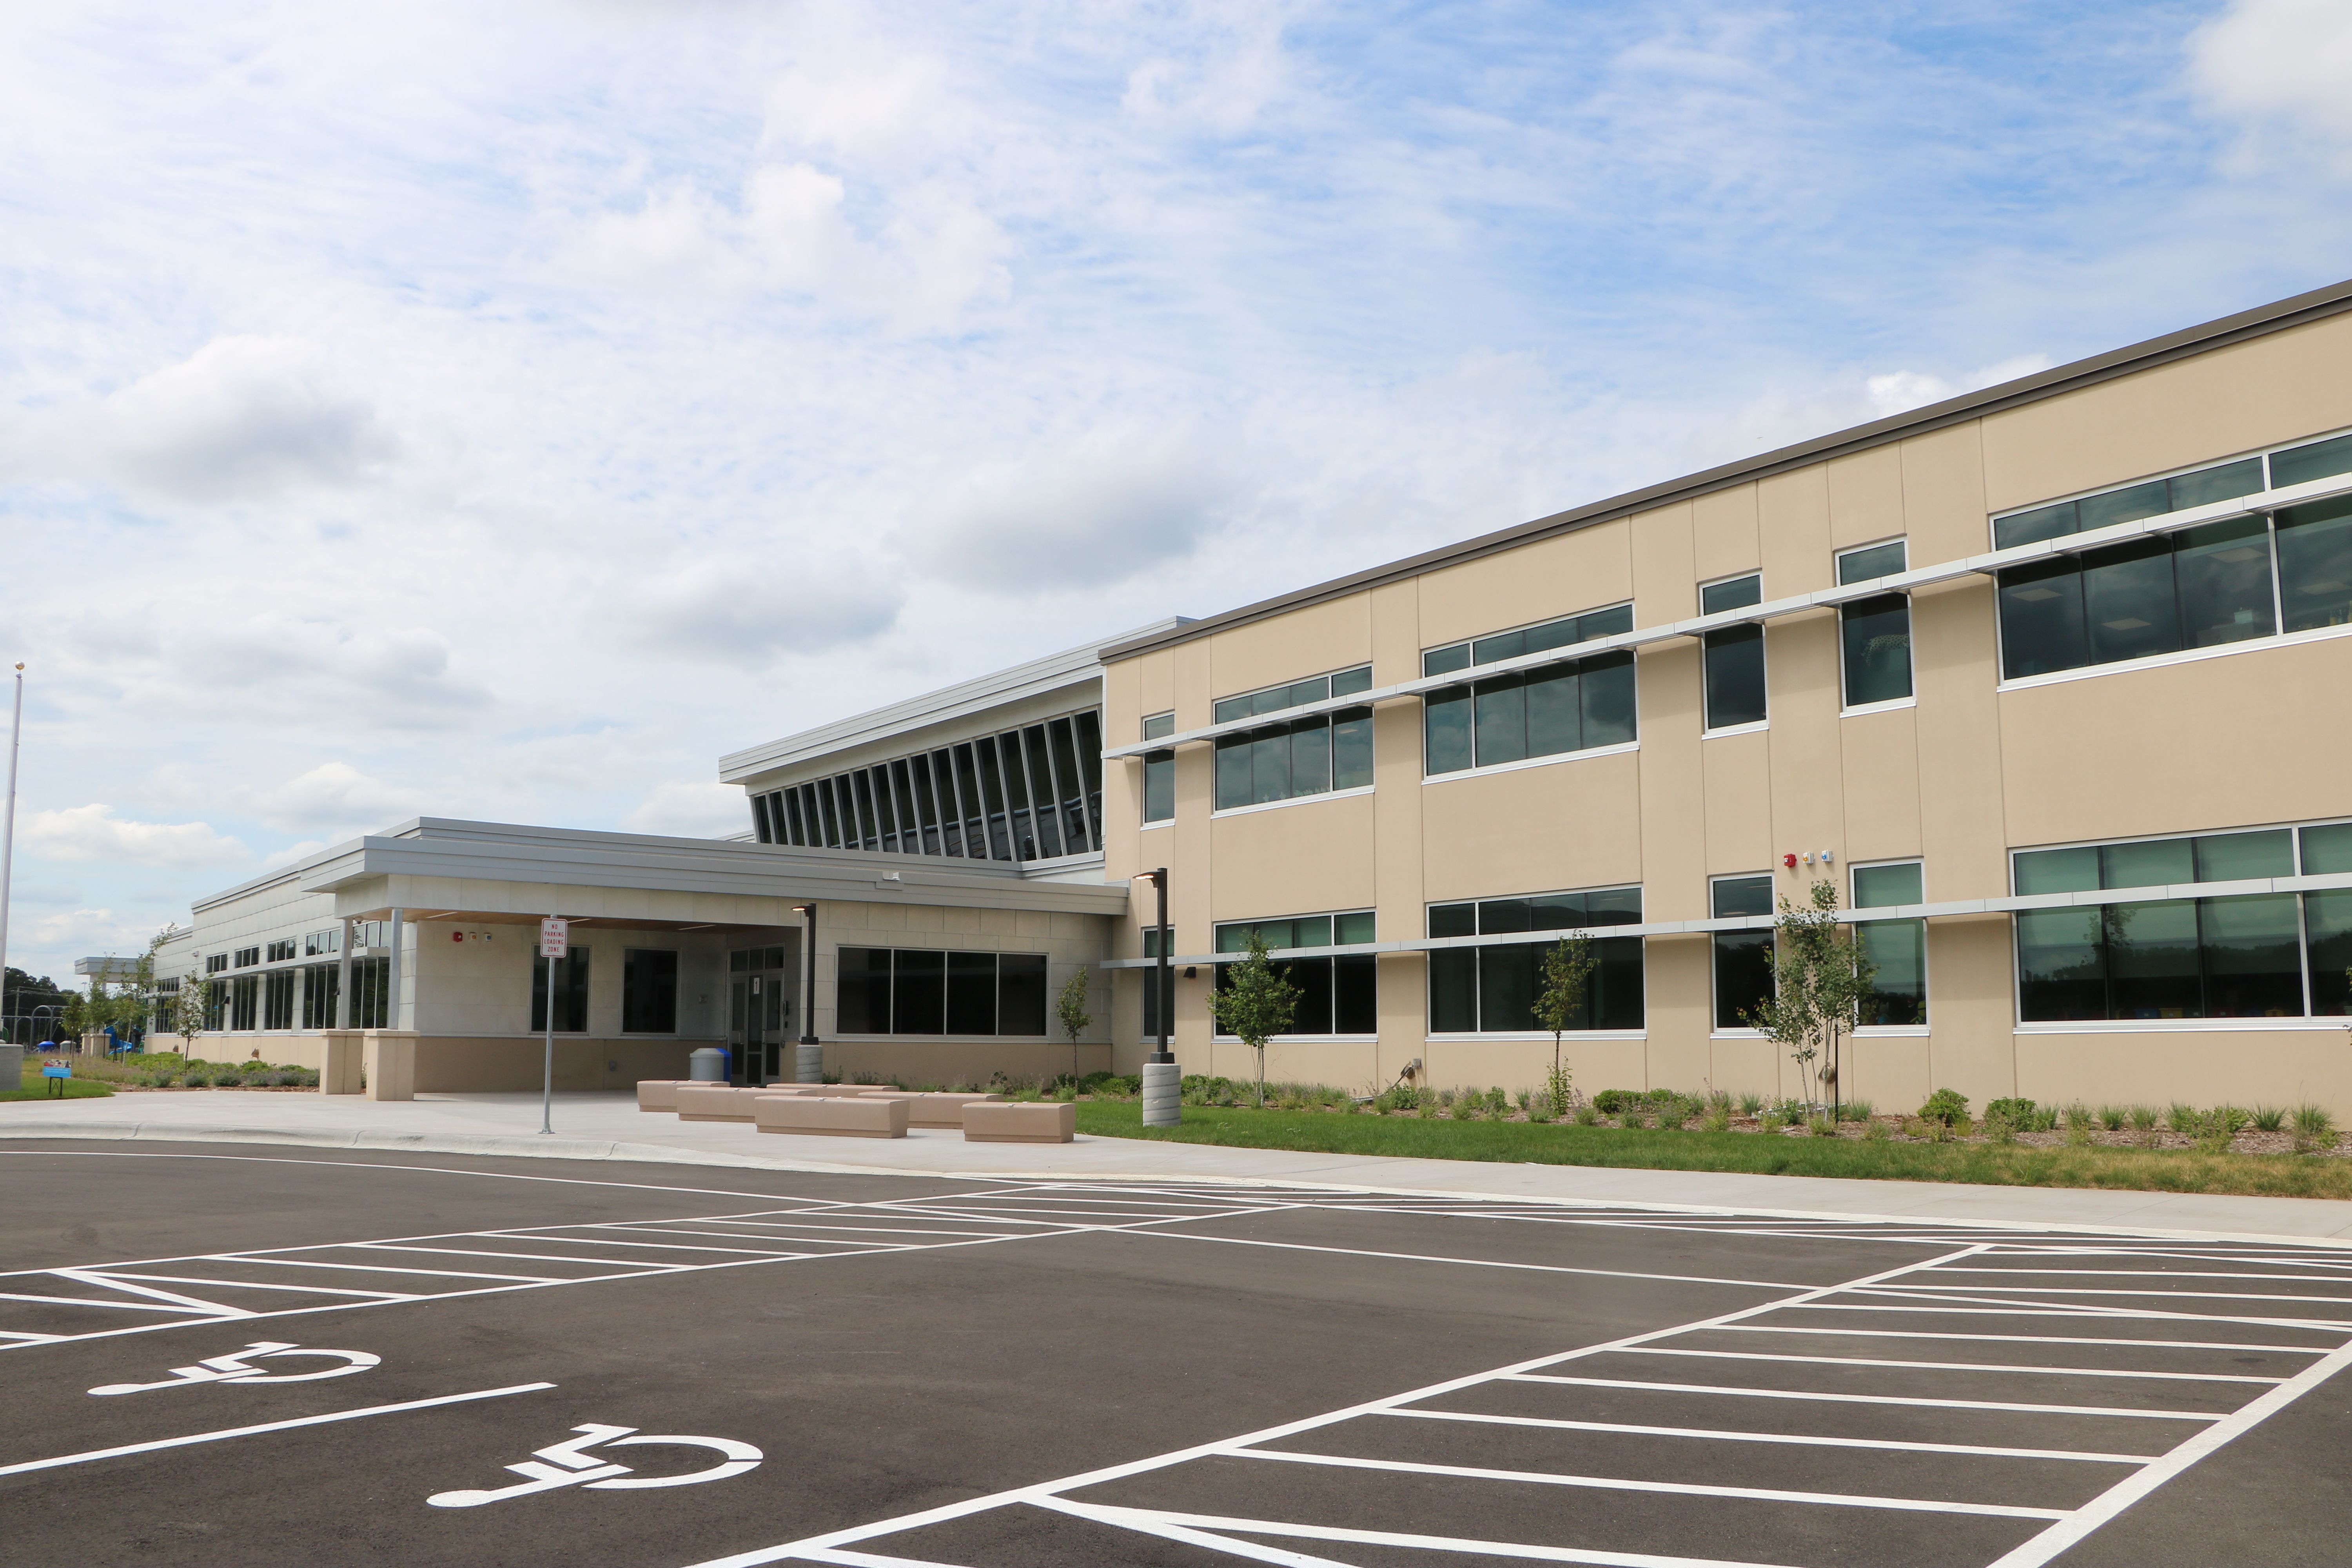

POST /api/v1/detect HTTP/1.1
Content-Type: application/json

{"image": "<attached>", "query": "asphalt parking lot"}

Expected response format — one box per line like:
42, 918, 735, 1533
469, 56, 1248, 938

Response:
3, 1141, 2350, 1567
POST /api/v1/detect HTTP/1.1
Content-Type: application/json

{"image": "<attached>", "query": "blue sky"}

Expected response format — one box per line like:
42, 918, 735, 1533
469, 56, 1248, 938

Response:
1, 0, 2347, 984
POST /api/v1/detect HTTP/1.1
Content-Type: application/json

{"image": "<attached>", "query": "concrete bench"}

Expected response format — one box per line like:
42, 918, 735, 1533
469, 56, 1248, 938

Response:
754, 1094, 909, 1139
675, 1085, 784, 1122
895, 1092, 1003, 1129
635, 1080, 691, 1112
961, 1101, 1076, 1143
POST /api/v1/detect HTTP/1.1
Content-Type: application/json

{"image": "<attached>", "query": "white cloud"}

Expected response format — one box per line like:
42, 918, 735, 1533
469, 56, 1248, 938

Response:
18, 906, 169, 962
22, 806, 247, 869
2192, 0, 2352, 169
230, 762, 423, 837
1864, 356, 2053, 418
624, 779, 751, 838
913, 426, 1254, 591
10, 335, 395, 503
260, 839, 333, 871
608, 557, 902, 662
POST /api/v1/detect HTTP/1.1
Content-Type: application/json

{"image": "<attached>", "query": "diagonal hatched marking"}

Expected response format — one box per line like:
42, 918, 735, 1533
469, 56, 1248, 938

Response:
0, 1181, 1307, 1350
680, 1225, 2352, 1568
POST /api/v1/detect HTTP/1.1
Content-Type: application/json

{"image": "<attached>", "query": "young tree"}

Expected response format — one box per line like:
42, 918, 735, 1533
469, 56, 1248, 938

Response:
1743, 880, 1877, 1114
1205, 930, 1300, 1109
178, 975, 209, 1056
1531, 933, 1593, 1116
1054, 969, 1093, 1082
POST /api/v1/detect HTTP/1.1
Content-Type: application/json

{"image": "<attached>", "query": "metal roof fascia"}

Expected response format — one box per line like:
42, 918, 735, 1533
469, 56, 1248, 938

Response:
716, 617, 1192, 783
299, 834, 1129, 914
1097, 276, 2352, 666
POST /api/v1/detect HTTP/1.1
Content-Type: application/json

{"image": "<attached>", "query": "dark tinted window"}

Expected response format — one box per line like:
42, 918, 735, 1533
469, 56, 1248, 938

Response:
1702, 623, 1766, 728
1702, 573, 1761, 613
622, 949, 678, 1033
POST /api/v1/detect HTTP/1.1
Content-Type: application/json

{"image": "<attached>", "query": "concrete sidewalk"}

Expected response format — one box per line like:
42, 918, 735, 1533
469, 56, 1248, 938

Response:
8, 1088, 2352, 1246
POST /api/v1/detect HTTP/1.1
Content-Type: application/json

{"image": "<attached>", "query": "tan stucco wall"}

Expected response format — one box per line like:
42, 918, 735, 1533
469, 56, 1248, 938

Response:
1100, 305, 2352, 1112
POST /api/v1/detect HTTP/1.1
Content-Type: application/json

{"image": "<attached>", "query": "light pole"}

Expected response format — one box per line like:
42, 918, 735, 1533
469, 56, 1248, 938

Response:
792, 903, 821, 1083
1131, 868, 1179, 1127
0, 664, 22, 1047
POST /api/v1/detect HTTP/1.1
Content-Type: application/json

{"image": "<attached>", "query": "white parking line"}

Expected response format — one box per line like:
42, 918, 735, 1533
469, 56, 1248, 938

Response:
1719, 1324, 2332, 1354
1129, 1230, 1817, 1290
1986, 1340, 2352, 1568
0, 1381, 555, 1477
1501, 1374, 2224, 1421
1028, 1497, 1809, 1568
1625, 1345, 2283, 1383
1379, 1406, 2159, 1463
1230, 1445, 2073, 1518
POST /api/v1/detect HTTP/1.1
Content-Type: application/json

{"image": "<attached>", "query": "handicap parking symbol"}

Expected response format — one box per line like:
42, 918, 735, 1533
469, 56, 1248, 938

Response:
89, 1341, 381, 1396
427, 1423, 762, 1508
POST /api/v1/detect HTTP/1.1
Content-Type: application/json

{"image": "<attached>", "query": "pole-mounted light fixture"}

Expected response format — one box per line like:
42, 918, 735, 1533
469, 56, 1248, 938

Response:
1128, 869, 1181, 1129
1129, 869, 1172, 1065
791, 903, 820, 1083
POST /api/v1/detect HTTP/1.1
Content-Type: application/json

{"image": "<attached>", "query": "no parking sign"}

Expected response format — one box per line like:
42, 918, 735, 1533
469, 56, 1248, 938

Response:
538, 918, 568, 958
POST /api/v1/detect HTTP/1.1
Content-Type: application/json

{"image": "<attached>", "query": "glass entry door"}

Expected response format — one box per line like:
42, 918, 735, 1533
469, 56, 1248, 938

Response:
728, 944, 796, 1085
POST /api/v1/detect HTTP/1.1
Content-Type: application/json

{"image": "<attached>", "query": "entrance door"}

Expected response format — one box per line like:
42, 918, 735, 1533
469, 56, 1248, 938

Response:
728, 944, 799, 1085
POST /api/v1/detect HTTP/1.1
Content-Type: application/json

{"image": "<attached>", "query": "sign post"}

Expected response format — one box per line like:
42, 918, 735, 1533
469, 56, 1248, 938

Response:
537, 918, 568, 1135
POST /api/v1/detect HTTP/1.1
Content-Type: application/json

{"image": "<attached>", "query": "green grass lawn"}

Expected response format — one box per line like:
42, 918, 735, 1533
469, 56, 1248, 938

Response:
4, 1068, 113, 1103
1073, 1102, 2352, 1200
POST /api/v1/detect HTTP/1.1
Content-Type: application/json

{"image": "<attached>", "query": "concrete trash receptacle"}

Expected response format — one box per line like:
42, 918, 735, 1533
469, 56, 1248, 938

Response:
688, 1047, 728, 1082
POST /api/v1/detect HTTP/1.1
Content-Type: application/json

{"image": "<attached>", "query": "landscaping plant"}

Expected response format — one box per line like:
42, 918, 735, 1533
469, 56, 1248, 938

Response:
1918, 1088, 1969, 1127
1532, 933, 1593, 1118
1054, 969, 1092, 1083
1203, 931, 1301, 1109
1743, 880, 1876, 1115
2294, 1103, 2336, 1153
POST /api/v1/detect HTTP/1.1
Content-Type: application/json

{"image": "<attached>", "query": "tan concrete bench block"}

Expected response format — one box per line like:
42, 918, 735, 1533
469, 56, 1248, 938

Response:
676, 1085, 768, 1122
900, 1092, 1004, 1129
754, 1094, 909, 1139
961, 1101, 1076, 1143
635, 1080, 691, 1112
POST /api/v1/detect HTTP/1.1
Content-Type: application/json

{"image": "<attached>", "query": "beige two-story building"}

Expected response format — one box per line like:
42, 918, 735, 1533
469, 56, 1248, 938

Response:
1089, 277, 2352, 1114
156, 278, 2352, 1113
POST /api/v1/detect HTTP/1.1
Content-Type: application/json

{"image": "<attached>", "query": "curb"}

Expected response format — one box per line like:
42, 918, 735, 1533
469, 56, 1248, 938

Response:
7, 1116, 2352, 1251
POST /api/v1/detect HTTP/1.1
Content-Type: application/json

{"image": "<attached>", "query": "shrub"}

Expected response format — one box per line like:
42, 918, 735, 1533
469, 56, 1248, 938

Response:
1805, 1114, 1838, 1138
2293, 1103, 2336, 1151
1918, 1089, 1969, 1127
1593, 1089, 1641, 1115
2128, 1105, 2161, 1145
1700, 1107, 1731, 1134
1448, 1094, 1478, 1120
2252, 1105, 2288, 1132
1485, 1086, 1510, 1117
2166, 1103, 2201, 1134
2063, 1104, 2096, 1145
1838, 1098, 1875, 1123
1526, 1102, 1553, 1124
2098, 1105, 2128, 1131
1862, 1116, 1890, 1142
1571, 1102, 1602, 1126
1653, 1095, 1691, 1132
1737, 1092, 1765, 1116
1984, 1097, 2035, 1126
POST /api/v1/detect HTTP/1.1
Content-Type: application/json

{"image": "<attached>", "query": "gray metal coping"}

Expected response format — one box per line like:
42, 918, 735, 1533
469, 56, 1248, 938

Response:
1098, 274, 2352, 667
